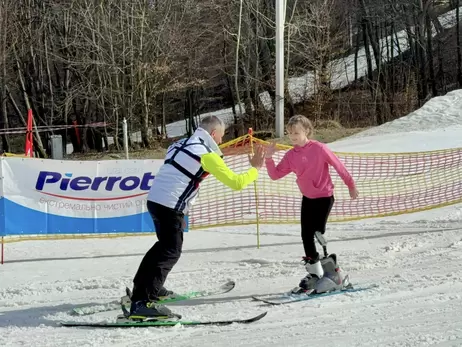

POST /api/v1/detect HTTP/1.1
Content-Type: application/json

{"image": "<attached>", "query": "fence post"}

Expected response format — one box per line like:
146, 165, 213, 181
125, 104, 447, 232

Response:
122, 118, 129, 159
248, 128, 261, 249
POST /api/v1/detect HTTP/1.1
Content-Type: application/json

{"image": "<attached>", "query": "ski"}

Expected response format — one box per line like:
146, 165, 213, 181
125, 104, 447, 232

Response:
252, 284, 377, 305
60, 311, 268, 328
70, 280, 236, 316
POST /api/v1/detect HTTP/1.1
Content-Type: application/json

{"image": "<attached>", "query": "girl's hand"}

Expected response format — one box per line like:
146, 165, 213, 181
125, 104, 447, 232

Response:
349, 186, 359, 199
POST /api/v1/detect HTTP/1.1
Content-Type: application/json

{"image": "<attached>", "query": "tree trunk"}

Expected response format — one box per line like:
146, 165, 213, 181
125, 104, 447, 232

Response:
457, 0, 462, 87
0, 0, 10, 152
426, 13, 437, 96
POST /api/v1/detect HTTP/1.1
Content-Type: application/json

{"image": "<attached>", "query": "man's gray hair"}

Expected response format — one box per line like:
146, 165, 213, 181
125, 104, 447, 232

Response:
199, 115, 225, 133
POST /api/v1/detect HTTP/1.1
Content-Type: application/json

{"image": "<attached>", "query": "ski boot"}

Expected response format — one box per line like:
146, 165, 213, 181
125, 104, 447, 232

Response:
120, 287, 133, 310
120, 285, 180, 317
125, 300, 181, 322
315, 253, 351, 294
157, 286, 180, 300
292, 253, 351, 295
291, 255, 324, 295
120, 285, 179, 309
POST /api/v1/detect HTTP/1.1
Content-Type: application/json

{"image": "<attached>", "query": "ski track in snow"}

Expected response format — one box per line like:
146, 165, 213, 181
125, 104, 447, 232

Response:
3, 91, 462, 346
2, 224, 462, 347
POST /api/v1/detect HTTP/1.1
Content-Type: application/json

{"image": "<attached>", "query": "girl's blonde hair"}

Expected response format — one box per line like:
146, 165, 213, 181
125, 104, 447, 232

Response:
287, 115, 314, 137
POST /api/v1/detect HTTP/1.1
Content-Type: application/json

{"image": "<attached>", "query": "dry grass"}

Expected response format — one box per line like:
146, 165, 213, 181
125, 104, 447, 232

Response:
67, 147, 168, 161
275, 127, 367, 145
66, 125, 369, 161
254, 122, 368, 146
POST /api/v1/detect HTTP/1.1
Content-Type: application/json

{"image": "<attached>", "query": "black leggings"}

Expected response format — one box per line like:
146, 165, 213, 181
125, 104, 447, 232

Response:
301, 196, 334, 261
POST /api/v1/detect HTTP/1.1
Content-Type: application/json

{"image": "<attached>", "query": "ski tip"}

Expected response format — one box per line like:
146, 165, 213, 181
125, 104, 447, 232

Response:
125, 286, 132, 297
70, 308, 83, 316
253, 311, 268, 320
253, 298, 282, 305
233, 311, 268, 323
221, 280, 236, 291
251, 296, 280, 305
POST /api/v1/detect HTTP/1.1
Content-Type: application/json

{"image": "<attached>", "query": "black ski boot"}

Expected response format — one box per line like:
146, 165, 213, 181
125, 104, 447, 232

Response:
128, 300, 181, 321
157, 286, 179, 300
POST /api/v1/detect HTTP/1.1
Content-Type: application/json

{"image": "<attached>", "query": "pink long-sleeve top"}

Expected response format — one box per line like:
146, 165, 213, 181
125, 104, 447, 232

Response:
265, 140, 355, 199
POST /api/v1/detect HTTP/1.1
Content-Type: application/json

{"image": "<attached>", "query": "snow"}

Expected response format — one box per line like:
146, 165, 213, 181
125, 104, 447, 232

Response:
328, 126, 462, 153
343, 90, 462, 140
2, 90, 462, 346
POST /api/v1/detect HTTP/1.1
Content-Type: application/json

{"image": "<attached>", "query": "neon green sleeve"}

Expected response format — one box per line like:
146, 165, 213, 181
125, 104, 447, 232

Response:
201, 152, 258, 191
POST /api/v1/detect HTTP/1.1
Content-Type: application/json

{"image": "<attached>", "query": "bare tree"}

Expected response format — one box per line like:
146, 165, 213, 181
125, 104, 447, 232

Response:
0, 0, 459, 156
0, 0, 11, 152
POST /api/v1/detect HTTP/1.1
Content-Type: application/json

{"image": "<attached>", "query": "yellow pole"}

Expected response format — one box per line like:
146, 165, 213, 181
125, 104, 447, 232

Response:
248, 128, 260, 249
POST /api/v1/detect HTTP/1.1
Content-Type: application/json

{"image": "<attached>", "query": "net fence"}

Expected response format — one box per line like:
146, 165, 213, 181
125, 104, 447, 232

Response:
189, 133, 462, 228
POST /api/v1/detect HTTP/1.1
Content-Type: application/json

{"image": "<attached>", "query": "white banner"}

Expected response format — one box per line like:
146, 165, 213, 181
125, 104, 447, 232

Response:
0, 157, 165, 236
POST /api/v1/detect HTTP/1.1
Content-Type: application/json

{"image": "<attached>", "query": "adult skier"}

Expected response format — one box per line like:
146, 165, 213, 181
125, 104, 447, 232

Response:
128, 115, 265, 320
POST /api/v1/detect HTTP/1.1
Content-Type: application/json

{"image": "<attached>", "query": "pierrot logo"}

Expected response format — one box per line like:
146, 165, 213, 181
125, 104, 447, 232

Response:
35, 171, 155, 201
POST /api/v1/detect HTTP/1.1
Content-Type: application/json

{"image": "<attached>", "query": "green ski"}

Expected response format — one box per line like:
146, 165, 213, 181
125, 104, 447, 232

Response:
70, 280, 235, 316
61, 311, 267, 328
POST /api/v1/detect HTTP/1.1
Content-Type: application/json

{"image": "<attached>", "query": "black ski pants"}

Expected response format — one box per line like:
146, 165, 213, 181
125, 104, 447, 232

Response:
131, 200, 184, 302
301, 195, 335, 261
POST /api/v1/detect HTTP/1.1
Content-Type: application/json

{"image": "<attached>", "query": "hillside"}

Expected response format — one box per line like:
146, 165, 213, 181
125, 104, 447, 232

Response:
1, 1, 462, 157
2, 89, 462, 347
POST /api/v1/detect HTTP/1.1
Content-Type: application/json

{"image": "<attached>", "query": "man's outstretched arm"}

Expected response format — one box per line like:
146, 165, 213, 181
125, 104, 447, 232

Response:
201, 152, 258, 191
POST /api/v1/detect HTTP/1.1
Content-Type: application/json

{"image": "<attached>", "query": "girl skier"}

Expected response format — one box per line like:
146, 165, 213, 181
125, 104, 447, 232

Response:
264, 115, 359, 293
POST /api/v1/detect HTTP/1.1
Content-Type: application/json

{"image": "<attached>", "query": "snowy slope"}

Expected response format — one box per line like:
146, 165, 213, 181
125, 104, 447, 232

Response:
328, 89, 462, 153
2, 91, 462, 347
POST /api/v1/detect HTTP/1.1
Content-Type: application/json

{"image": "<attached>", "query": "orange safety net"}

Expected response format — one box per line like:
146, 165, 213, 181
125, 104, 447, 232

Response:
189, 132, 462, 229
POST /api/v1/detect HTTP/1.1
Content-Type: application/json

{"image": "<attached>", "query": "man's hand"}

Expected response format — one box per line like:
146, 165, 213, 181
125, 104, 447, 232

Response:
264, 141, 277, 159
248, 144, 266, 169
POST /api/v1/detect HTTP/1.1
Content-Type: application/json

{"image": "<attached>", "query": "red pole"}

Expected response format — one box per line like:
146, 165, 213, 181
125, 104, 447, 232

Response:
73, 120, 81, 146
25, 109, 33, 157
248, 128, 253, 148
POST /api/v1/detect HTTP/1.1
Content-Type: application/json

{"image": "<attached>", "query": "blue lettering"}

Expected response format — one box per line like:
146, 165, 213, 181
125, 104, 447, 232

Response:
120, 176, 140, 190
91, 176, 108, 190
140, 172, 155, 190
36, 171, 61, 190
60, 172, 73, 190
69, 176, 92, 190
35, 171, 156, 192
60, 177, 71, 190
106, 176, 122, 190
